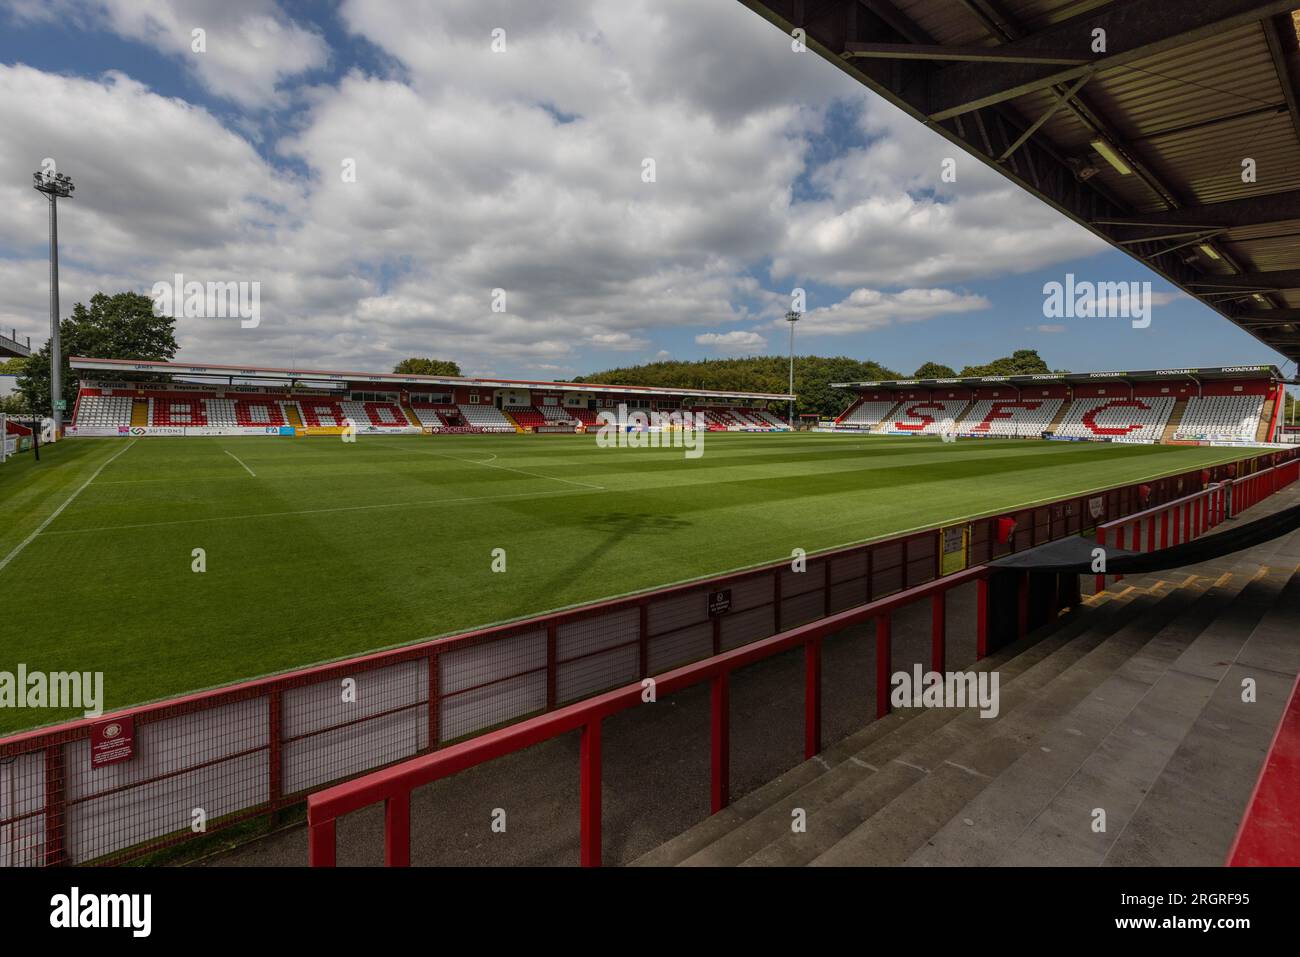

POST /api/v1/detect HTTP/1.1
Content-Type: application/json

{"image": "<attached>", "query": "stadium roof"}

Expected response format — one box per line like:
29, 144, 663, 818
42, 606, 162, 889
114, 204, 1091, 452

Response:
833, 363, 1285, 390
67, 356, 795, 402
738, 1, 1300, 362
0, 329, 31, 360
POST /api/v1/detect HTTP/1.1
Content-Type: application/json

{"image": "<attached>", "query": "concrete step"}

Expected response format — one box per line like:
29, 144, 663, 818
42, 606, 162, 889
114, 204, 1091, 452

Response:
1104, 564, 1300, 865
903, 568, 1275, 866
775, 575, 1228, 867
632, 587, 1148, 867
681, 580, 1202, 866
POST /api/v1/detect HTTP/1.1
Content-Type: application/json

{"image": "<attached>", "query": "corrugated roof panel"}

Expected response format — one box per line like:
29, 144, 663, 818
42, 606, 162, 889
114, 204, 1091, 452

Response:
1227, 217, 1300, 242
1235, 234, 1300, 272
893, 0, 991, 45
1004, 0, 1118, 32
1151, 116, 1300, 205
1089, 25, 1282, 138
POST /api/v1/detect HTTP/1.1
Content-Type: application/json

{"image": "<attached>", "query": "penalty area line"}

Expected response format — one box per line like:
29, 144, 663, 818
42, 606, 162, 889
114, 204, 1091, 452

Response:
0, 439, 137, 575
224, 449, 257, 477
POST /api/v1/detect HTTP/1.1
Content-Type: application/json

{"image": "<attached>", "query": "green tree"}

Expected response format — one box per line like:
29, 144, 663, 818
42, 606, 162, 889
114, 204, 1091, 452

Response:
0, 393, 31, 415
575, 355, 901, 418
17, 292, 179, 414
393, 357, 462, 376
913, 362, 957, 378
959, 349, 1053, 377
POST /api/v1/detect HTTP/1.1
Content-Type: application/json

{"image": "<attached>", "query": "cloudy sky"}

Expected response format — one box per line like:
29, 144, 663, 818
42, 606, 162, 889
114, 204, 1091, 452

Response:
0, 0, 1291, 380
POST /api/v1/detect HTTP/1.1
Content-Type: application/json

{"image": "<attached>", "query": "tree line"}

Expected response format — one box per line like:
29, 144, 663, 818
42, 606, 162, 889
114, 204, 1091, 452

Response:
575, 349, 1061, 417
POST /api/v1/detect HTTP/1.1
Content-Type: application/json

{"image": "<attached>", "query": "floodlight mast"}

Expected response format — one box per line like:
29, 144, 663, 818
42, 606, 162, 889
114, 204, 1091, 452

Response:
33, 170, 74, 438
785, 310, 800, 429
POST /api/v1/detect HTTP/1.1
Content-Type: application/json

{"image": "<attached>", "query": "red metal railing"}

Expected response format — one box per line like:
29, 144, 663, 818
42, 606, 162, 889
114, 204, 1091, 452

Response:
1228, 673, 1300, 866
306, 566, 989, 866
1095, 459, 1300, 591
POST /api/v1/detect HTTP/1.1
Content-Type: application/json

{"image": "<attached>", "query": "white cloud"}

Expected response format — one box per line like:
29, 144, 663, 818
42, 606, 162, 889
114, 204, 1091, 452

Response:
0, 0, 1125, 378
788, 287, 990, 336
696, 330, 767, 353
588, 331, 649, 351
8, 0, 329, 107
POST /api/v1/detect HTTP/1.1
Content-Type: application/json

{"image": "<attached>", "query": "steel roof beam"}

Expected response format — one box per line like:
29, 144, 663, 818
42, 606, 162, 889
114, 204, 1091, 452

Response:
924, 0, 1300, 121
1095, 189, 1300, 231
1187, 270, 1300, 290
842, 41, 1093, 64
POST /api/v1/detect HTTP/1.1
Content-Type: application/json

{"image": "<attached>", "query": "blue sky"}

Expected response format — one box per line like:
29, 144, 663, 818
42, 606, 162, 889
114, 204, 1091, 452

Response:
0, 0, 1293, 385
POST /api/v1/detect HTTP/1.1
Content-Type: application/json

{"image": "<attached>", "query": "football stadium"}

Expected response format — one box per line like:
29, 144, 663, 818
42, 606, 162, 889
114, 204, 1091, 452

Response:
3, 0, 1300, 929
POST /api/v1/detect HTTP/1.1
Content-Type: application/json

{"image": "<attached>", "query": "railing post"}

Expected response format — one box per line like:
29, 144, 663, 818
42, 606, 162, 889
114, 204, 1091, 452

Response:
976, 576, 989, 659
1114, 526, 1125, 583
875, 614, 892, 719
804, 638, 822, 759
1161, 509, 1169, 548
308, 815, 337, 867
385, 791, 411, 867
580, 718, 602, 867
428, 652, 440, 749
547, 620, 558, 711
1094, 526, 1107, 593
638, 604, 649, 679
1146, 515, 1155, 552
711, 672, 730, 813
931, 590, 946, 673
43, 744, 66, 866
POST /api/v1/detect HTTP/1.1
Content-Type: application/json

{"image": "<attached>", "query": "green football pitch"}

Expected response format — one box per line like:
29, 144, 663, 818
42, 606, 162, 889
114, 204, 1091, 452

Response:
0, 432, 1251, 732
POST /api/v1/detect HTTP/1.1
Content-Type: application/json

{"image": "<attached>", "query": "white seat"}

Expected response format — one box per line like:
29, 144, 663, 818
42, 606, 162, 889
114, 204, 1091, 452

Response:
1173, 394, 1265, 442
1054, 396, 1174, 441
957, 398, 1063, 436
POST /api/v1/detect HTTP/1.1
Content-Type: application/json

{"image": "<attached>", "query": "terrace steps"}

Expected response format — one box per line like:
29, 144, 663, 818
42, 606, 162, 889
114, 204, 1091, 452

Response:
633, 525, 1300, 867
402, 404, 421, 427
873, 400, 904, 434
1256, 396, 1276, 443
500, 408, 526, 433
130, 398, 149, 426
1046, 400, 1072, 433
1160, 398, 1189, 444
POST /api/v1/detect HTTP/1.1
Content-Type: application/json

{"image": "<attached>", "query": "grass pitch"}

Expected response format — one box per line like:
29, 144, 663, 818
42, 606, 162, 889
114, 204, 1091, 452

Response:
0, 432, 1251, 732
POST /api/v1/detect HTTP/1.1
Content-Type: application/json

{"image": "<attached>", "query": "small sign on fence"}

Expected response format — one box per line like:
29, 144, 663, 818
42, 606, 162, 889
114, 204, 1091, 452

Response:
940, 524, 968, 576
90, 715, 135, 769
708, 589, 732, 617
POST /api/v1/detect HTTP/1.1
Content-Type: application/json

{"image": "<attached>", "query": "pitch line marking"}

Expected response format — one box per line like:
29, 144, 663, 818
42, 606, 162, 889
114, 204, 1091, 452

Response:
39, 486, 604, 537
224, 450, 256, 477
0, 439, 137, 575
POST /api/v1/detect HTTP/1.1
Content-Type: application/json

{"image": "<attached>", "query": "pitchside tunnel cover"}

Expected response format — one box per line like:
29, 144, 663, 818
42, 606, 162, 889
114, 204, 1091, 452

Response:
991, 504, 1300, 575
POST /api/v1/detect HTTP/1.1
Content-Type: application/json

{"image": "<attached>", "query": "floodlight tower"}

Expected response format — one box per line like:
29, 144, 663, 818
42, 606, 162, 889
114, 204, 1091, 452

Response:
33, 169, 75, 437
784, 310, 800, 428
